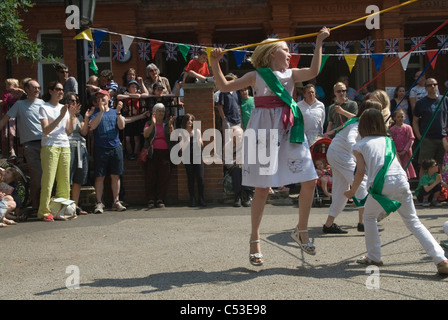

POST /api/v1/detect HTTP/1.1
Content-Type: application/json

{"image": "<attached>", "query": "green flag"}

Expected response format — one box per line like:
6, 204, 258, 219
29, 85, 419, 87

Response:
89, 55, 98, 74
319, 54, 329, 73
178, 44, 191, 62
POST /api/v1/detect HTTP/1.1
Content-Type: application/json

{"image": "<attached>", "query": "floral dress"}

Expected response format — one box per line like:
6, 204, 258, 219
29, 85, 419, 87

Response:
390, 123, 416, 179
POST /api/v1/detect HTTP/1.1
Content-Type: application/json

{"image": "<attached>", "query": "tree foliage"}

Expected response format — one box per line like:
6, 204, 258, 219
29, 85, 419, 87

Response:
0, 0, 42, 61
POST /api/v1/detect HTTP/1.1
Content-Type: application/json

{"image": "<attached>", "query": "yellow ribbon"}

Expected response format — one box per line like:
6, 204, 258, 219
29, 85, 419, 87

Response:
221, 0, 420, 53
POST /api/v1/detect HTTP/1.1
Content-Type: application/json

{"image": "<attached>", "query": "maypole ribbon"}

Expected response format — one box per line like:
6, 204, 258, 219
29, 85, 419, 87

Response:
221, 0, 420, 53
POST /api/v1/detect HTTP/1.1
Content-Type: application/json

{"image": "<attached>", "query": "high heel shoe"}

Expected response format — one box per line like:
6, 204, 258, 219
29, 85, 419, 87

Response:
291, 227, 316, 255
249, 239, 264, 266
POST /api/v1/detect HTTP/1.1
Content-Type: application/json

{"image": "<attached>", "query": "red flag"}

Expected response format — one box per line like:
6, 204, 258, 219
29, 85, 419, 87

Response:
426, 50, 438, 69
289, 54, 301, 68
150, 40, 163, 59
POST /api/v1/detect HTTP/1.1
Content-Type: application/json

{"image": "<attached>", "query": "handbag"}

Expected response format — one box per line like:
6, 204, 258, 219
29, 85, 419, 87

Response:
49, 198, 77, 221
138, 146, 152, 163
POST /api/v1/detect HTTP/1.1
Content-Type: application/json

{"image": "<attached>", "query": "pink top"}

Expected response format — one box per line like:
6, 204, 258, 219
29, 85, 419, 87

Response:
152, 123, 168, 149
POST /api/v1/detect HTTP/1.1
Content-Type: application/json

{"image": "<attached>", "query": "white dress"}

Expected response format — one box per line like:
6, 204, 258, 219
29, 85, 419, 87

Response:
242, 69, 317, 188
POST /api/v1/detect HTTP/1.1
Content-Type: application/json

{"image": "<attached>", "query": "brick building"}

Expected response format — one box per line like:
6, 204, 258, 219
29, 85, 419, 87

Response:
0, 0, 447, 205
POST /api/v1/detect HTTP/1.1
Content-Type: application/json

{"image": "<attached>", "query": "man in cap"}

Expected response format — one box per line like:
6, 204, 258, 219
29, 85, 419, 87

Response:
88, 90, 148, 213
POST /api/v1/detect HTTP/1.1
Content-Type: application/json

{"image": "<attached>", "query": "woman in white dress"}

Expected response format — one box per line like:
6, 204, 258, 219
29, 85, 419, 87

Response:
210, 27, 330, 265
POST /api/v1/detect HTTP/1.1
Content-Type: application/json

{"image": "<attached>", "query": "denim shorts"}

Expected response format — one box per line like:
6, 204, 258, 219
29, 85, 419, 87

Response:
94, 144, 124, 177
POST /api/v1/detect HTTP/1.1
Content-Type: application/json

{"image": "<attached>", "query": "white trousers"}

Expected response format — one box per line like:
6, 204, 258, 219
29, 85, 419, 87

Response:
364, 174, 446, 264
327, 159, 368, 218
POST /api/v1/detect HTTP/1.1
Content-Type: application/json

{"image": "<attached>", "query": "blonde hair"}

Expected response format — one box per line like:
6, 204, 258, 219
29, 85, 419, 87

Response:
248, 39, 286, 69
5, 78, 19, 88
369, 90, 391, 124
333, 82, 346, 90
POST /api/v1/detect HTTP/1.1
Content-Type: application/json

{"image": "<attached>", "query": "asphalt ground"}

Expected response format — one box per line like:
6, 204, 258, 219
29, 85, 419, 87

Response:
1, 196, 447, 308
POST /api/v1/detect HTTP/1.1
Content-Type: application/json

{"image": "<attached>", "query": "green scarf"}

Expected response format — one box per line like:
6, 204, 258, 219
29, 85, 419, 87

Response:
335, 117, 358, 134
256, 68, 305, 144
353, 136, 401, 214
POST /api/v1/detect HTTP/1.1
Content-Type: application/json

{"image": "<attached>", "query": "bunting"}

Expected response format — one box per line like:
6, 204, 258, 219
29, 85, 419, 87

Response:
137, 42, 151, 61
360, 39, 374, 58
87, 41, 100, 59
77, 27, 448, 73
385, 38, 399, 57
411, 37, 426, 56
112, 41, 125, 61
165, 43, 178, 61
336, 41, 350, 60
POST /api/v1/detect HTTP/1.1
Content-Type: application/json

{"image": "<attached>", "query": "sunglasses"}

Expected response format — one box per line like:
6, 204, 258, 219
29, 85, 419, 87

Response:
336, 89, 347, 93
426, 83, 438, 87
69, 99, 78, 103
53, 87, 64, 92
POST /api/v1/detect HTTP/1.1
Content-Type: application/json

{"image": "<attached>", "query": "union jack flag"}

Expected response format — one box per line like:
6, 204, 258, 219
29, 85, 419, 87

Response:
189, 45, 201, 59
312, 42, 325, 53
411, 37, 426, 56
267, 33, 278, 39
288, 43, 299, 54
336, 41, 350, 60
137, 42, 151, 61
385, 38, 399, 57
360, 39, 374, 58
112, 41, 125, 61
87, 41, 100, 59
437, 35, 448, 53
165, 43, 178, 61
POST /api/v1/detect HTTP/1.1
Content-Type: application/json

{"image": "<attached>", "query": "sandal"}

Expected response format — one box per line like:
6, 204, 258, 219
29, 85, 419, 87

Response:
356, 255, 383, 266
40, 214, 54, 222
249, 240, 264, 266
291, 227, 316, 255
76, 207, 88, 215
0, 222, 7, 228
2, 218, 16, 225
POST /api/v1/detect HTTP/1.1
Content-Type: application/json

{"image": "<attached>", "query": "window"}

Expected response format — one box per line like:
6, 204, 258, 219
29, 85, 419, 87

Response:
37, 30, 64, 91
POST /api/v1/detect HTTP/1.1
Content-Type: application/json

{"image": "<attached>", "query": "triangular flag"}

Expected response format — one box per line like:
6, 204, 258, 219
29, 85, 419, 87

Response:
233, 50, 247, 68
93, 29, 107, 49
289, 54, 301, 68
150, 40, 163, 59
205, 47, 214, 65
121, 35, 135, 53
371, 54, 385, 72
178, 44, 191, 62
426, 50, 438, 69
89, 55, 98, 74
344, 54, 358, 73
319, 54, 329, 73
397, 52, 411, 71
73, 29, 93, 41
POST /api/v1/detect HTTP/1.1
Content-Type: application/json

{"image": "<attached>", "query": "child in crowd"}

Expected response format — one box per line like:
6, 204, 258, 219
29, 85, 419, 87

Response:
118, 80, 149, 160
389, 108, 416, 179
2, 167, 23, 221
1, 79, 23, 158
344, 108, 448, 275
441, 131, 448, 184
415, 158, 446, 207
99, 69, 118, 107
314, 158, 332, 197
183, 49, 211, 83
0, 168, 17, 227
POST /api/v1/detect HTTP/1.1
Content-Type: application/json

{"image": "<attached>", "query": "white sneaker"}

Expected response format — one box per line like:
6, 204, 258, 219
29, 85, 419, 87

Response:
94, 202, 105, 214
112, 200, 126, 211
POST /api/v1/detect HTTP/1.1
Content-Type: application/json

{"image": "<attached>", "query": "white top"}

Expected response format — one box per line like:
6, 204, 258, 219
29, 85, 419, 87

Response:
353, 136, 406, 188
39, 102, 70, 147
253, 69, 295, 97
298, 98, 325, 146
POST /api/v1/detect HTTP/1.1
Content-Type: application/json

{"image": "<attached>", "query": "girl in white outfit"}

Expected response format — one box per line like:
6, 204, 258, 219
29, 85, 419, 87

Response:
344, 108, 448, 274
210, 27, 330, 265
323, 100, 382, 233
